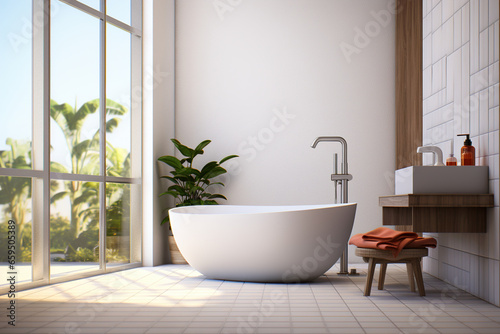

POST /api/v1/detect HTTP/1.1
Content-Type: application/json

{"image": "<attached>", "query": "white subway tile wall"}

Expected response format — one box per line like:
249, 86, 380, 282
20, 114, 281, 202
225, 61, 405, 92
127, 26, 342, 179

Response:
422, 0, 500, 306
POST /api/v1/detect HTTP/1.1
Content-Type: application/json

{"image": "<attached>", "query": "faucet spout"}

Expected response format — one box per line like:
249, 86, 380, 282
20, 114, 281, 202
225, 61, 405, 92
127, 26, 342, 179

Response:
311, 136, 348, 173
417, 146, 445, 166
311, 136, 347, 149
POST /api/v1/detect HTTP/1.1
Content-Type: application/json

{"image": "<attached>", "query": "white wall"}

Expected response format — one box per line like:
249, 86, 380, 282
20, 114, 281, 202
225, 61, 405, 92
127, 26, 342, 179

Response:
175, 0, 396, 263
422, 0, 500, 305
143, 0, 176, 266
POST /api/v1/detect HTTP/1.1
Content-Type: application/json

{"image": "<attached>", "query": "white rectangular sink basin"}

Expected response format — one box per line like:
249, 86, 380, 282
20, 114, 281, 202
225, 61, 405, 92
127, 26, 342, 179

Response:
395, 166, 489, 195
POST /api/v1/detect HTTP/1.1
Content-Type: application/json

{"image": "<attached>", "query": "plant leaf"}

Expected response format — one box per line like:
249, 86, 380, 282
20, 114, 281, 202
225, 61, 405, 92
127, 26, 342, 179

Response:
219, 154, 238, 164
105, 99, 128, 116
50, 100, 74, 137
200, 161, 218, 177
172, 174, 190, 182
208, 194, 227, 200
72, 139, 99, 160
159, 190, 180, 198
198, 179, 210, 186
160, 176, 178, 184
205, 166, 227, 179
161, 215, 170, 225
158, 155, 183, 170
106, 117, 121, 133
194, 140, 211, 155
175, 167, 200, 178
188, 186, 205, 194
50, 191, 69, 204
209, 181, 225, 187
168, 185, 187, 195
74, 188, 98, 205
171, 138, 194, 158
50, 161, 69, 173
73, 99, 100, 131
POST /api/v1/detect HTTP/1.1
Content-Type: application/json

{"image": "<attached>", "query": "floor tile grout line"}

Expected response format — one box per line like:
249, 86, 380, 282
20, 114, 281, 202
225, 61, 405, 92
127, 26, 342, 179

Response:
350, 266, 407, 334
308, 274, 336, 332
170, 269, 208, 334
351, 264, 432, 334
217, 278, 246, 334
326, 266, 368, 334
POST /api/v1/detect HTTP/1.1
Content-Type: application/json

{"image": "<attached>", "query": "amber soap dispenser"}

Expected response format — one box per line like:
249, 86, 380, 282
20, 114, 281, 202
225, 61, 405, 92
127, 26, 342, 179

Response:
457, 134, 475, 166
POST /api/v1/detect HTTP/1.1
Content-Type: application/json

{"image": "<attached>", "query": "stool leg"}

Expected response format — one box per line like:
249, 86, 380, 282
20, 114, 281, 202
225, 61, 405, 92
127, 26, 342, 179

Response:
411, 258, 426, 296
406, 262, 416, 292
378, 263, 387, 290
364, 258, 377, 296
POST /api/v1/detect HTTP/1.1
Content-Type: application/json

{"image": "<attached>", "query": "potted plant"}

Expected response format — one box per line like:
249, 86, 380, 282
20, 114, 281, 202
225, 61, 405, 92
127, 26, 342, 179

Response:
158, 138, 238, 263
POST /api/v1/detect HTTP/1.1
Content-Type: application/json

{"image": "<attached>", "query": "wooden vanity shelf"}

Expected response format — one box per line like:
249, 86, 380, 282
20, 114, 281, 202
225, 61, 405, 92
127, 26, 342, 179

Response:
379, 194, 494, 233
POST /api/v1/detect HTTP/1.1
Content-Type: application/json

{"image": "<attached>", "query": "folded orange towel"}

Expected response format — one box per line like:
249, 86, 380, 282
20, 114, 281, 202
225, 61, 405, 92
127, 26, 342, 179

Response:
349, 227, 437, 257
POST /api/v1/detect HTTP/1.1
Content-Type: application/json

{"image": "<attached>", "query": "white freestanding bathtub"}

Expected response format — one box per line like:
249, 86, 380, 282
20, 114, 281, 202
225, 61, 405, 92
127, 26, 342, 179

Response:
169, 203, 357, 283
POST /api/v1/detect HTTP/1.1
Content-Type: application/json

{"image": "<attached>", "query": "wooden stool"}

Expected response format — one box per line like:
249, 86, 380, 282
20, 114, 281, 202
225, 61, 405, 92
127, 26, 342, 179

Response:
355, 247, 428, 296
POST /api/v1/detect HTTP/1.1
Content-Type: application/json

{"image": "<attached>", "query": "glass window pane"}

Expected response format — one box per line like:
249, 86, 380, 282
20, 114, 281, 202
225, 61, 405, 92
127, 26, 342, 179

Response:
0, 176, 32, 286
0, 0, 32, 169
106, 183, 130, 266
50, 180, 100, 278
106, 24, 131, 177
77, 0, 100, 11
51, 2, 101, 176
107, 0, 131, 25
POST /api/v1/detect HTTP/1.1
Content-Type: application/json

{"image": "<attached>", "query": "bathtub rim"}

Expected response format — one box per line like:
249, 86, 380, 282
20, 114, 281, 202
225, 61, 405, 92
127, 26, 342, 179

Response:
168, 202, 357, 216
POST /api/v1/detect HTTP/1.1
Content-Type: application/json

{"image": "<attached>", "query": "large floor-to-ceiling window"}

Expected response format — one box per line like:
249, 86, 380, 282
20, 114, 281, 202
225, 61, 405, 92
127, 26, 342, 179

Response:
0, 0, 142, 292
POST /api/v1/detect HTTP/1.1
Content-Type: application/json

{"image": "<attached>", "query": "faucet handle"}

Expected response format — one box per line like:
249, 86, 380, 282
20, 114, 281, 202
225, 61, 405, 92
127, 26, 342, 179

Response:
331, 174, 353, 181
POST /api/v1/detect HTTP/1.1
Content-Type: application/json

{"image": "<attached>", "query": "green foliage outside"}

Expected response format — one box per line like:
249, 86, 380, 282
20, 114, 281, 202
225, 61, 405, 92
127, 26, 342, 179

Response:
50, 98, 128, 238
0, 139, 32, 263
0, 98, 131, 264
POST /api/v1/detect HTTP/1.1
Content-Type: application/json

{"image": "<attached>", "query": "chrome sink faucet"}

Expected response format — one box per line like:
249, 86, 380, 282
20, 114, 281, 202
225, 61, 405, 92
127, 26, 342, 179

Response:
417, 146, 445, 166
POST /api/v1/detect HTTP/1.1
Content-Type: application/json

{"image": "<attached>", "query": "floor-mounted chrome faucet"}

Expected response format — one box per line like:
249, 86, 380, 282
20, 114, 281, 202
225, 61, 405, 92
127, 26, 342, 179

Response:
311, 136, 355, 275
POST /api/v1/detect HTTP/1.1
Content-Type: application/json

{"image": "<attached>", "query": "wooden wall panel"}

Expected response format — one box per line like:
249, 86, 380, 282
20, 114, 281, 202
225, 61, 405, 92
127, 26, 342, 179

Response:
395, 0, 423, 169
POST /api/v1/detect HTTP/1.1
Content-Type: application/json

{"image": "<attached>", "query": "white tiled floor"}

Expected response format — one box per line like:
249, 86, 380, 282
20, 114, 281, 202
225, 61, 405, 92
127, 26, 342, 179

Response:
1, 263, 500, 334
